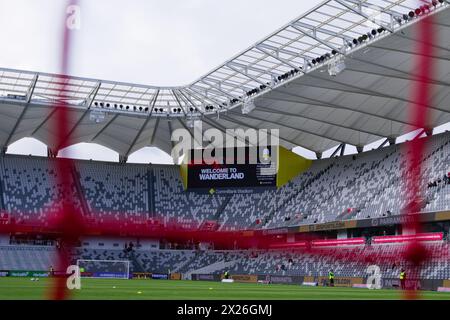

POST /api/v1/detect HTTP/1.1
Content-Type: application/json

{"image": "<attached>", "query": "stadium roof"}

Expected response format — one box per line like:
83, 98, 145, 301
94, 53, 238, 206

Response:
0, 0, 450, 158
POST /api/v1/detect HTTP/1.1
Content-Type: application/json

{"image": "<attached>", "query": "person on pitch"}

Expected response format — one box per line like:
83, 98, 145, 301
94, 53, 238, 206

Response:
328, 269, 335, 287
400, 269, 406, 290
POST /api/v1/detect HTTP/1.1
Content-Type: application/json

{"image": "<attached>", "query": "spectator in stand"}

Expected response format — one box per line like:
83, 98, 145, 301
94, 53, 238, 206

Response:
444, 174, 450, 185
288, 259, 293, 267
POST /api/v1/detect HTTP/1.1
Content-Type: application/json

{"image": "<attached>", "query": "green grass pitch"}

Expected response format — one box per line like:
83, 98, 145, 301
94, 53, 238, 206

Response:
0, 278, 449, 300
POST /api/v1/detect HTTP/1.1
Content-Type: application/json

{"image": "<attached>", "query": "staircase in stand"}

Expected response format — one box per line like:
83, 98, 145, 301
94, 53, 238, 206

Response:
70, 165, 90, 217
212, 194, 233, 230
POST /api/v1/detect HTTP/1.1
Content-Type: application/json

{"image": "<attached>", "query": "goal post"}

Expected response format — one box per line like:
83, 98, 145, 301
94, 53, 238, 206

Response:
76, 259, 130, 279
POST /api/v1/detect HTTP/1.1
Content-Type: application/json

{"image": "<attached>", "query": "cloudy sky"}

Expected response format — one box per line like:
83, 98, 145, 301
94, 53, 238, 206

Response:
1, 0, 448, 163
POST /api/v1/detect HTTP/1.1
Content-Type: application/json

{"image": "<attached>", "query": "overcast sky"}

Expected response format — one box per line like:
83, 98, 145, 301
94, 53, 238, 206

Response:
1, 0, 449, 163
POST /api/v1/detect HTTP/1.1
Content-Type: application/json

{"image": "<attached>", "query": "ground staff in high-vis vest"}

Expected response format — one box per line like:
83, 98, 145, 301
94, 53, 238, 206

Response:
400, 269, 406, 290
329, 270, 335, 287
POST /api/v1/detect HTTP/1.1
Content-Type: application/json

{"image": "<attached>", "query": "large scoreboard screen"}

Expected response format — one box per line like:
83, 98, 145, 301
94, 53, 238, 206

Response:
187, 146, 277, 188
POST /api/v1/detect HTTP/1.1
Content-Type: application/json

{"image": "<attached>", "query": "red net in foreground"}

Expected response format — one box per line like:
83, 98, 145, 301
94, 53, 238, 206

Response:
0, 0, 446, 300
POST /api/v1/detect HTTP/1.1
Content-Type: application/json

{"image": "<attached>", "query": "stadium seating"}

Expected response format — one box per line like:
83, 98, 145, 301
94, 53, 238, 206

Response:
153, 165, 227, 228
3, 242, 450, 281
0, 156, 80, 225
76, 161, 149, 223
0, 132, 449, 230
0, 245, 56, 271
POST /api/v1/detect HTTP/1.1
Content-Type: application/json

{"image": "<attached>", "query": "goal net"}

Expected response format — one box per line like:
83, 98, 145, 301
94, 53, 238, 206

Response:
76, 259, 130, 279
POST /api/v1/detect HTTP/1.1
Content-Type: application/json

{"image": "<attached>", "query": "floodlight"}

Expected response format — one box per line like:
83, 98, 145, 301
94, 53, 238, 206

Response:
90, 109, 106, 124
242, 100, 256, 115
328, 56, 346, 77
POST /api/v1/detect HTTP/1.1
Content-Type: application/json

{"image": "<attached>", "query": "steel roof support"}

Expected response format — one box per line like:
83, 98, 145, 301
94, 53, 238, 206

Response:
84, 82, 102, 107
256, 46, 301, 71
172, 90, 187, 116
176, 118, 204, 148
55, 81, 102, 151
30, 109, 57, 137
198, 80, 242, 102
412, 128, 427, 140
334, 0, 394, 33
378, 138, 390, 149
290, 23, 344, 54
257, 43, 306, 59
292, 21, 353, 42
226, 63, 270, 88
200, 78, 243, 93
119, 155, 128, 163
3, 74, 39, 149
340, 143, 346, 156
167, 120, 176, 164
330, 143, 344, 157
388, 136, 396, 145
148, 90, 160, 116
227, 61, 277, 78
186, 86, 229, 109
177, 89, 204, 114
25, 74, 39, 103
91, 114, 119, 142
337, 0, 404, 21
150, 117, 160, 146
124, 104, 159, 158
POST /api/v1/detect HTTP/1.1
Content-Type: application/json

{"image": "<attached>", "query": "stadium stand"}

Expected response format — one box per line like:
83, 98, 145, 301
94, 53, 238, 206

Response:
153, 165, 227, 229
0, 132, 449, 230
1, 0, 450, 299
2, 241, 450, 281
0, 155, 80, 225
0, 245, 56, 271
76, 161, 149, 223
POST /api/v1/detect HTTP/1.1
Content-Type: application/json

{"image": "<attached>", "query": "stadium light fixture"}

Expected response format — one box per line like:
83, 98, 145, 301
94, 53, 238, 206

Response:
242, 99, 256, 115
89, 109, 106, 124
186, 117, 200, 128
328, 56, 346, 77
